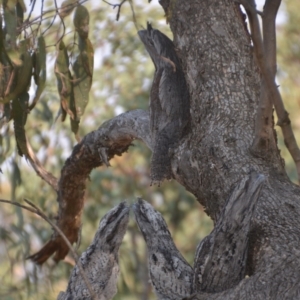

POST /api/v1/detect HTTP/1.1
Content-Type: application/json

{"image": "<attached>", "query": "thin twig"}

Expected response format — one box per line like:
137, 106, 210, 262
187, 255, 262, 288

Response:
24, 0, 37, 25
24, 134, 58, 191
41, 14, 57, 36
128, 0, 139, 31
103, 0, 127, 21
53, 0, 66, 44
0, 198, 96, 300
20, 0, 89, 32
251, 0, 281, 155
36, 0, 45, 35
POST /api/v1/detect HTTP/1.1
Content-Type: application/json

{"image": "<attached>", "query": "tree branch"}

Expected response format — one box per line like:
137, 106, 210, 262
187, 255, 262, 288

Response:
251, 0, 281, 156
263, 0, 281, 77
28, 109, 151, 264
102, 0, 127, 21
25, 134, 59, 191
237, 0, 300, 182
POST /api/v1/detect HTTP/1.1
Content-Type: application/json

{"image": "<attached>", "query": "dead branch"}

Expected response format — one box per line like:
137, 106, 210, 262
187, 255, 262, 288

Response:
28, 109, 151, 264
251, 0, 281, 156
263, 0, 281, 76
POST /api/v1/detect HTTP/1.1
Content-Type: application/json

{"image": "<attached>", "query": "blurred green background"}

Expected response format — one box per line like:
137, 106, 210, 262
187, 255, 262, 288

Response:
0, 0, 299, 299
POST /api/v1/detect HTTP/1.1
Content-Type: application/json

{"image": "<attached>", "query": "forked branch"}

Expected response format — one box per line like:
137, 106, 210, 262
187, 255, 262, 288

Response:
102, 0, 127, 21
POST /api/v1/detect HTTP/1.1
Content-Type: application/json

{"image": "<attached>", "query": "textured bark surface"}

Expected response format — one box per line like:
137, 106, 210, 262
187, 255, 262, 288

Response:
165, 0, 300, 299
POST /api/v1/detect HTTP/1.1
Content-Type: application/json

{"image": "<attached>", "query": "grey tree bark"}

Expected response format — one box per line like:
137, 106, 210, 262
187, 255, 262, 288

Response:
164, 0, 300, 299
30, 0, 300, 299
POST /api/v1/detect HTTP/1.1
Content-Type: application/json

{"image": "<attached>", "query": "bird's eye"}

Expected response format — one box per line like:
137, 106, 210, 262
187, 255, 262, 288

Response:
107, 213, 117, 223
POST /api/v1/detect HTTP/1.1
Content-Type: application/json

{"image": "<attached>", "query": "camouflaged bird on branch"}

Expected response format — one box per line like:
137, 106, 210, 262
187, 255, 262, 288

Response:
138, 23, 190, 185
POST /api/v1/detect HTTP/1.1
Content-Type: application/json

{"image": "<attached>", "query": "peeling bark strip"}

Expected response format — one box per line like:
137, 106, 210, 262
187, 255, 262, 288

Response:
138, 23, 190, 185
28, 110, 151, 264
193, 173, 264, 293
57, 202, 129, 300
133, 198, 194, 300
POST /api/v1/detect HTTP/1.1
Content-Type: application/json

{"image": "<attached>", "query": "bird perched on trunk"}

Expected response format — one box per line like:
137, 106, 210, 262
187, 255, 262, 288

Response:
57, 202, 130, 300
193, 173, 265, 293
133, 198, 194, 300
138, 23, 190, 185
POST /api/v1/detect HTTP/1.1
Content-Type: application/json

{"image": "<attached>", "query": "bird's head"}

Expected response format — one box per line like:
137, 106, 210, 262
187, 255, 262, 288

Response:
138, 23, 176, 69
97, 201, 130, 252
133, 198, 171, 245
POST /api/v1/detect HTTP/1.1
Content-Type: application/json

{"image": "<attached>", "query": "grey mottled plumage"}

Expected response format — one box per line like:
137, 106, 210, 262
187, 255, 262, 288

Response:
138, 23, 190, 184
193, 173, 265, 293
133, 198, 194, 299
57, 202, 130, 300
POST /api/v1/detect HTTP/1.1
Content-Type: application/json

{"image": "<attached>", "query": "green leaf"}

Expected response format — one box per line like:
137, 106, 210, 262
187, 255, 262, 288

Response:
16, 2, 24, 26
17, 0, 26, 12
0, 124, 11, 163
54, 41, 74, 120
29, 36, 47, 110
59, 0, 77, 18
73, 5, 90, 39
4, 39, 33, 103
78, 36, 94, 77
12, 92, 29, 156
72, 37, 94, 122
11, 159, 22, 200
3, 0, 17, 49
0, 61, 7, 101
5, 0, 18, 11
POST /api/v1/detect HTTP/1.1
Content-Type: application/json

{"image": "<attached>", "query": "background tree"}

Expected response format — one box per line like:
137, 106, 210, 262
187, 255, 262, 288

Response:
0, 0, 300, 299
